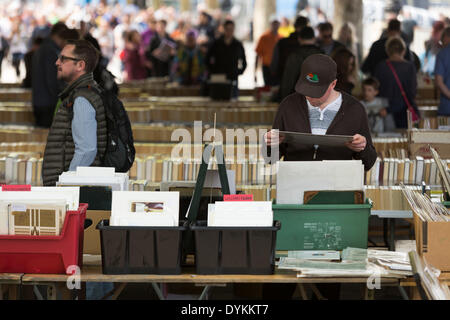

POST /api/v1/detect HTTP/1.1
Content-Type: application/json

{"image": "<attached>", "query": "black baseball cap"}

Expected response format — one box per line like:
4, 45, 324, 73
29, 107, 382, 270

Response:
295, 54, 337, 98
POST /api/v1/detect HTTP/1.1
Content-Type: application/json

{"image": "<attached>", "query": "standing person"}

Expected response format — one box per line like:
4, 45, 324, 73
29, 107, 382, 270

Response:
22, 37, 43, 88
32, 22, 71, 128
337, 22, 362, 68
29, 15, 50, 50
270, 16, 309, 84
278, 17, 295, 38
422, 21, 445, 76
206, 20, 247, 98
434, 27, 450, 116
262, 55, 376, 300
331, 47, 357, 95
361, 19, 413, 76
42, 39, 107, 186
123, 30, 148, 81
196, 11, 215, 46
9, 19, 28, 79
316, 22, 345, 56
374, 37, 419, 128
171, 29, 206, 85
146, 19, 176, 77
279, 26, 323, 101
254, 17, 281, 86
360, 77, 395, 134
264, 54, 376, 169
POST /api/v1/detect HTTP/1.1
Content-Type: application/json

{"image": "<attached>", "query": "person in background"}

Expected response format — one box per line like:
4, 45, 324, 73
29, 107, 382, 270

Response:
196, 11, 215, 46
279, 26, 322, 101
254, 16, 281, 86
32, 23, 74, 128
360, 77, 395, 134
422, 21, 445, 76
374, 37, 419, 128
146, 19, 176, 77
270, 16, 309, 84
206, 19, 247, 98
171, 29, 206, 86
92, 17, 115, 66
278, 17, 295, 38
22, 37, 43, 88
434, 27, 450, 116
29, 15, 50, 50
9, 18, 28, 79
141, 16, 157, 53
400, 10, 417, 48
362, 19, 413, 76
316, 22, 345, 56
331, 47, 356, 95
123, 30, 148, 81
337, 22, 362, 68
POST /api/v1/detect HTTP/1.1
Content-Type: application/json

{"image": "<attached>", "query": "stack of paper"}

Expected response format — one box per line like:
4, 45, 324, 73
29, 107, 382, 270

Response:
276, 160, 364, 204
0, 187, 79, 235
110, 191, 179, 227
277, 247, 412, 278
57, 167, 129, 191
207, 201, 273, 227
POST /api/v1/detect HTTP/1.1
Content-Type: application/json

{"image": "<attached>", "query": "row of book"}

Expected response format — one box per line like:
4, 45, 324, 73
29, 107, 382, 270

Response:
0, 155, 43, 185
128, 180, 425, 211
0, 105, 278, 125
365, 157, 450, 187
365, 185, 422, 211
130, 156, 278, 185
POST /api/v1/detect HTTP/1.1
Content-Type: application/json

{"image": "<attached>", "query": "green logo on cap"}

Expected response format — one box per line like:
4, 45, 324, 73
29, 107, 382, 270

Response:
306, 73, 319, 83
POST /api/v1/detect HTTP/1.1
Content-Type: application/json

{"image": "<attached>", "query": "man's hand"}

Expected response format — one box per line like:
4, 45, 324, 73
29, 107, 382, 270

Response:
346, 134, 367, 152
264, 129, 285, 146
379, 108, 387, 118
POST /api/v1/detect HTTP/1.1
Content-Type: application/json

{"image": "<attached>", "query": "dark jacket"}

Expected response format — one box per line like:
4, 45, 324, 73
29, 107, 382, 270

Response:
206, 36, 247, 81
361, 37, 413, 75
279, 44, 323, 101
264, 91, 377, 171
146, 33, 176, 77
31, 38, 65, 109
374, 59, 418, 129
270, 32, 301, 81
42, 73, 107, 186
316, 39, 345, 56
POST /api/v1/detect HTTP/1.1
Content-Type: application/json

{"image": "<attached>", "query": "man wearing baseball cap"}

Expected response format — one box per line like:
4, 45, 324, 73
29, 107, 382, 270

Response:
262, 54, 376, 300
264, 54, 376, 171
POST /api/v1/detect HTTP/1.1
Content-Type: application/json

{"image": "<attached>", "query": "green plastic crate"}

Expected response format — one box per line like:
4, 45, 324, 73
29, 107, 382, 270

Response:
272, 200, 372, 251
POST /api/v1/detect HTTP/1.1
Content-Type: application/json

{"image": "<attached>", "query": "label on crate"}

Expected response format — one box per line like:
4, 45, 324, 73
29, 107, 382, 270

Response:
2, 185, 32, 191
223, 194, 254, 201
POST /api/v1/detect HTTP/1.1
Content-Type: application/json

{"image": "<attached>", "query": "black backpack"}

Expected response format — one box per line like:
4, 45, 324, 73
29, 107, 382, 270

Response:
72, 85, 135, 173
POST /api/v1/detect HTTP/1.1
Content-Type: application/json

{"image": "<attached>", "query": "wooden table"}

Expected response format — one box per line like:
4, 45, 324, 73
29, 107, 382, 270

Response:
19, 261, 404, 300
0, 273, 22, 300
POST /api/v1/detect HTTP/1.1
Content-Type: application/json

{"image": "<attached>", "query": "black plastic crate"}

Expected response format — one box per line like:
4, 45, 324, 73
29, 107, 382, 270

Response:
97, 220, 188, 274
190, 221, 281, 275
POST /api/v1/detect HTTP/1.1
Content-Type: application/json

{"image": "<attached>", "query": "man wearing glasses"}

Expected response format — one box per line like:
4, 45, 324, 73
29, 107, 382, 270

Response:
42, 40, 107, 186
316, 22, 344, 56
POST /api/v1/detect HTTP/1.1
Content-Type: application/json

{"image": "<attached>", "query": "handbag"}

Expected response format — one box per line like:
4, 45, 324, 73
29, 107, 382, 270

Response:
386, 60, 419, 122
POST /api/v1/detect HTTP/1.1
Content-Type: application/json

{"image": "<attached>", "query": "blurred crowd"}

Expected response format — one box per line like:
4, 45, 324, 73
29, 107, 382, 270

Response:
0, 2, 449, 130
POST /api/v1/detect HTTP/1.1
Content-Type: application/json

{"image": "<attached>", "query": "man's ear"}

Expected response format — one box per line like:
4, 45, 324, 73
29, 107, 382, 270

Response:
78, 60, 86, 72
330, 79, 337, 90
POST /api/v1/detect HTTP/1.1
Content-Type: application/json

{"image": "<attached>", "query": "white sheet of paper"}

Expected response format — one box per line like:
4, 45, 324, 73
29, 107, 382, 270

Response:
111, 191, 179, 227
276, 160, 364, 204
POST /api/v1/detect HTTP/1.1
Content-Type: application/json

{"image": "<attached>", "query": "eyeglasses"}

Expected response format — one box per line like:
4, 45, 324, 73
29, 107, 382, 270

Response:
322, 34, 332, 39
58, 54, 83, 63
